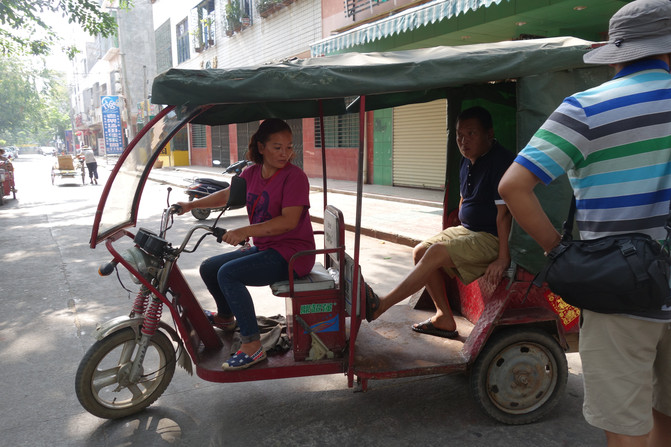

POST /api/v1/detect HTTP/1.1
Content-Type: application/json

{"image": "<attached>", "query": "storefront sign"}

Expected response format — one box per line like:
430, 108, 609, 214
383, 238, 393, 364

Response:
101, 96, 124, 155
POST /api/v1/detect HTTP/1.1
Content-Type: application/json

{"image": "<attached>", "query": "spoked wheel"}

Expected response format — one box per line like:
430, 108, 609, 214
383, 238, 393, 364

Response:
75, 327, 176, 419
189, 196, 211, 220
81, 167, 86, 185
470, 328, 568, 425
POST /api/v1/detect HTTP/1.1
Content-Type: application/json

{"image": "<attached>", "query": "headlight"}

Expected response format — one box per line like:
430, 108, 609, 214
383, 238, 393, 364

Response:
121, 247, 161, 284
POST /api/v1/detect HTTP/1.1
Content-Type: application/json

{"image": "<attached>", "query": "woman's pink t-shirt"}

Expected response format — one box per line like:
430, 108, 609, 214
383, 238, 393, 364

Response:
240, 163, 315, 277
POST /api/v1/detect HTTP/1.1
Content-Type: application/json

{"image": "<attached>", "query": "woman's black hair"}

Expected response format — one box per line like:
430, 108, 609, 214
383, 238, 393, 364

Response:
247, 118, 292, 164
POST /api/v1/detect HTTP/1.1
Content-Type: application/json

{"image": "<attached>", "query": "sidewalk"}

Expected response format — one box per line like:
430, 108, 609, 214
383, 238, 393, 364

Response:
146, 164, 445, 246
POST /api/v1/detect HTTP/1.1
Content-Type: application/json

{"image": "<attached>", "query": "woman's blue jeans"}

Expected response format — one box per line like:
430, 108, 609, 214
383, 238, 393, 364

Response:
199, 246, 289, 344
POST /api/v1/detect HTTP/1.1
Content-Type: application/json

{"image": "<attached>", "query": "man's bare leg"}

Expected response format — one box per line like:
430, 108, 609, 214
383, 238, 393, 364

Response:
371, 243, 456, 330
648, 409, 671, 447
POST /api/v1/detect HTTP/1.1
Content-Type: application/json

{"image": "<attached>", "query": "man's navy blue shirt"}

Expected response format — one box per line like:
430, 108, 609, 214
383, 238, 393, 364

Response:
458, 140, 514, 236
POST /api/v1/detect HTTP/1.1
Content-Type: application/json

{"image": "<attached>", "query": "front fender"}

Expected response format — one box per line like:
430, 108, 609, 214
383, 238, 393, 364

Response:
94, 316, 144, 340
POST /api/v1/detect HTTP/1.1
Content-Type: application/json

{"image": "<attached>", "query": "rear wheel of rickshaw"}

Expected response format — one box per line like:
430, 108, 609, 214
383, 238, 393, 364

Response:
75, 327, 176, 419
189, 196, 211, 220
470, 328, 568, 425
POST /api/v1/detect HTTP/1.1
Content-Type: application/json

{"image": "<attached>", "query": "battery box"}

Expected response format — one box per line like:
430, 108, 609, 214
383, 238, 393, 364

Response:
286, 293, 346, 361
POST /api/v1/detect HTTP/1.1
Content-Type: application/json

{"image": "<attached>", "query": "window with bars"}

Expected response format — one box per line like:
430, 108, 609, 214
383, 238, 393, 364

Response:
191, 124, 207, 148
156, 19, 173, 72
314, 114, 360, 148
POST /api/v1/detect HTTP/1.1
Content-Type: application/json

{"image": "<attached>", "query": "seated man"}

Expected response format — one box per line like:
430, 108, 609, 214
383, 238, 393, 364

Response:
366, 106, 514, 338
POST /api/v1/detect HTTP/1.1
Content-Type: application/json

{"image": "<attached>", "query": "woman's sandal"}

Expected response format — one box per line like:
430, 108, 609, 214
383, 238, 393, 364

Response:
364, 282, 381, 323
222, 348, 267, 370
204, 310, 237, 331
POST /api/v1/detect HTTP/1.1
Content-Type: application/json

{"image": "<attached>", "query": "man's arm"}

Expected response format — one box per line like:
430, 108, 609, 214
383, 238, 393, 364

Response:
483, 204, 512, 284
498, 163, 561, 253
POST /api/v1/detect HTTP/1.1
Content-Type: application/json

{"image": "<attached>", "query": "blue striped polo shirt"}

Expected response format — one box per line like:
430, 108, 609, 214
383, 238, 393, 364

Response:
515, 59, 671, 320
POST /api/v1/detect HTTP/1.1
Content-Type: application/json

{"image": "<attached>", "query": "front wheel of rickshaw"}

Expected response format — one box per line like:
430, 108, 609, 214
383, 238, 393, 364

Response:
75, 327, 176, 419
470, 328, 568, 425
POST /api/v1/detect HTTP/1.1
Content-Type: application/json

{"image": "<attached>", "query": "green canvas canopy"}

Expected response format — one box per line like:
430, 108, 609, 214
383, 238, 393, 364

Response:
151, 36, 595, 126
150, 35, 612, 275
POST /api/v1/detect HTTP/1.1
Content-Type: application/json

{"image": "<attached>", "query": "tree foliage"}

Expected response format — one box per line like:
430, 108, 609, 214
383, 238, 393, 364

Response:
0, 58, 70, 146
0, 0, 132, 57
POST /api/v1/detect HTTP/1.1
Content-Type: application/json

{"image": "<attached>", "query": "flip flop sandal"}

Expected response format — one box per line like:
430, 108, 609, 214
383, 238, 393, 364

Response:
412, 318, 459, 339
364, 282, 381, 323
204, 310, 237, 331
222, 348, 267, 370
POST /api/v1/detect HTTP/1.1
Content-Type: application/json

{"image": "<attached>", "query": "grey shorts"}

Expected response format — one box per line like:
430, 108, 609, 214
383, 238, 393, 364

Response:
579, 310, 671, 436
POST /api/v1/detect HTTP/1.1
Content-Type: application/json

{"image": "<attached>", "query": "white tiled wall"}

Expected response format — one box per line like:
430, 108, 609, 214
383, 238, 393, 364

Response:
154, 0, 322, 70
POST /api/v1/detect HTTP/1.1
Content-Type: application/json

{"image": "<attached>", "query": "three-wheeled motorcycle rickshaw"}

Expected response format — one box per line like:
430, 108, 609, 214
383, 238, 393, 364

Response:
77, 37, 613, 424
0, 156, 16, 205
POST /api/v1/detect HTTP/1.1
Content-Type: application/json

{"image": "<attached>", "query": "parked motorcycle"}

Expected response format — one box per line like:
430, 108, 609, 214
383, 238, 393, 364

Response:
184, 160, 252, 220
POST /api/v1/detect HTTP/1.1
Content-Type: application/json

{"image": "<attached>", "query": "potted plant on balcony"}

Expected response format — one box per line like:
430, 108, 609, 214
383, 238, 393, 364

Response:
258, 0, 280, 18
225, 1, 242, 32
190, 30, 204, 52
201, 16, 215, 45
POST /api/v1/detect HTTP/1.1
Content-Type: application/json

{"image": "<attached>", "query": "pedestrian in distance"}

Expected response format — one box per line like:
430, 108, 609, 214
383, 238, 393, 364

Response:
366, 106, 515, 339
498, 1, 671, 445
83, 147, 98, 185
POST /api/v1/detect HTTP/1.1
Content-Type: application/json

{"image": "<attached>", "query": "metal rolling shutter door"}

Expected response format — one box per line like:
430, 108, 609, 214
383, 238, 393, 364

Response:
392, 99, 447, 189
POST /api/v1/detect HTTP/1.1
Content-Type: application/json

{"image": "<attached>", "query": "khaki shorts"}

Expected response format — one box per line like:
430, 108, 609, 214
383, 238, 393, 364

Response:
579, 310, 671, 436
420, 225, 499, 285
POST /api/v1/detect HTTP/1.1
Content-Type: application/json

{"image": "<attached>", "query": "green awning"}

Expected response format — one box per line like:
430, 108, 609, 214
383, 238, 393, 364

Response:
310, 0, 510, 56
152, 37, 594, 126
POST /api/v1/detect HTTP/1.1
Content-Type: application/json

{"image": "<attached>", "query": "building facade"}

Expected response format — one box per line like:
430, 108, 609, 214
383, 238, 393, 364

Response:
309, 0, 629, 189
70, 0, 629, 190
150, 0, 322, 168
70, 0, 157, 154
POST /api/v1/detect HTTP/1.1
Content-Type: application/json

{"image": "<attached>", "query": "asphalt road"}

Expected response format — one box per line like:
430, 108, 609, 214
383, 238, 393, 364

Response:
0, 155, 605, 446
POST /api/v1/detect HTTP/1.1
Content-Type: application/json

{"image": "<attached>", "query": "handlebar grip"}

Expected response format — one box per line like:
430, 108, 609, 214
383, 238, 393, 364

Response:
170, 204, 183, 215
99, 261, 118, 276
212, 227, 227, 243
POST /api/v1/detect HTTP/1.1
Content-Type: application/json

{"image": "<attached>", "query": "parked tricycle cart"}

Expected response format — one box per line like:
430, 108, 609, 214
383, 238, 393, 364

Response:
77, 37, 612, 424
51, 154, 86, 186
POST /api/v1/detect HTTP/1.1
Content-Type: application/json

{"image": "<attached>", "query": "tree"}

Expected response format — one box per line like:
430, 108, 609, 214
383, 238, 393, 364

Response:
0, 58, 70, 146
0, 0, 133, 58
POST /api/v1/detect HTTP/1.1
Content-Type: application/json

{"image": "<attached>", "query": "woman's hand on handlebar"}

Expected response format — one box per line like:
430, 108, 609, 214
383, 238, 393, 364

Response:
172, 201, 191, 215
221, 227, 248, 246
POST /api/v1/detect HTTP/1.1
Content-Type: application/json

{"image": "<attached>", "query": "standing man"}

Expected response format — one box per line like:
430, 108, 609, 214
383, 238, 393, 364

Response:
367, 106, 514, 338
499, 1, 671, 445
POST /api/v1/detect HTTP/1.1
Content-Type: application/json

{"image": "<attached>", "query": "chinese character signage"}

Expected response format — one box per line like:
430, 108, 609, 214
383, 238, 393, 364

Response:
101, 96, 124, 155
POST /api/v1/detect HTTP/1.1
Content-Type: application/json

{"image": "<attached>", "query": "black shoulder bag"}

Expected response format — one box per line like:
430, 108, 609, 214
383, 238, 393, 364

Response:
533, 197, 671, 313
